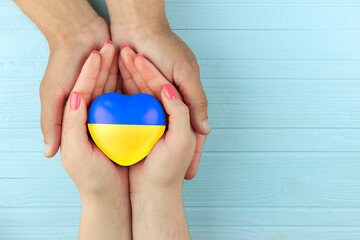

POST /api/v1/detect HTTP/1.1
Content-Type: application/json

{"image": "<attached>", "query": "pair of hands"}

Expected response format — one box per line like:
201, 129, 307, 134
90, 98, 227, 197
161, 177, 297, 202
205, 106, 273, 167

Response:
62, 42, 195, 239
14, 0, 210, 238
39, 4, 210, 180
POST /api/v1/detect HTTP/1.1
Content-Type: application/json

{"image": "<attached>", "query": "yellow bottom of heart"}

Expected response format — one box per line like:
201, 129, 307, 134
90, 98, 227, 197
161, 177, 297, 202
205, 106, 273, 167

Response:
88, 123, 166, 166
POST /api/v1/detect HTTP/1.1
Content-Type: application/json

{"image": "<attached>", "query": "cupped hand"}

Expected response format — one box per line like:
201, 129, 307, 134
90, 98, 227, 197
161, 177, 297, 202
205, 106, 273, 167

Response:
60, 43, 128, 198
114, 29, 210, 179
40, 16, 118, 158
121, 53, 195, 240
117, 52, 196, 192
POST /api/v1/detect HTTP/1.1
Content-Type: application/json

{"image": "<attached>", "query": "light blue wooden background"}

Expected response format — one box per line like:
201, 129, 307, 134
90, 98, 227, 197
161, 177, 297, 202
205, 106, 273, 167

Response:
1, 0, 360, 239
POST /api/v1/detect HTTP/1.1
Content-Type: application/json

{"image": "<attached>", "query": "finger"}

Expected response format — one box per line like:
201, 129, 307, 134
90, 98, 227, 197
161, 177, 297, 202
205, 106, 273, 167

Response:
174, 61, 211, 135
119, 52, 140, 95
91, 41, 115, 101
40, 84, 65, 158
72, 50, 101, 105
103, 47, 119, 93
185, 133, 206, 180
161, 84, 195, 152
116, 72, 124, 94
62, 92, 90, 149
120, 46, 155, 96
134, 54, 182, 101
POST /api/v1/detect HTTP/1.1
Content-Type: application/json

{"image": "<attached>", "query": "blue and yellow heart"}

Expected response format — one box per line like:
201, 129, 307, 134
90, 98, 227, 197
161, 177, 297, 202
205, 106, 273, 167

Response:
87, 92, 166, 166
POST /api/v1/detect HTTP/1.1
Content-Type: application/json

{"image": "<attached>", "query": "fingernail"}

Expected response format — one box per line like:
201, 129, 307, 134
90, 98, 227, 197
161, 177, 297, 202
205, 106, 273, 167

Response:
91, 50, 100, 56
44, 143, 51, 157
134, 53, 144, 60
120, 44, 129, 50
70, 91, 80, 110
202, 119, 211, 133
102, 40, 113, 48
163, 84, 177, 100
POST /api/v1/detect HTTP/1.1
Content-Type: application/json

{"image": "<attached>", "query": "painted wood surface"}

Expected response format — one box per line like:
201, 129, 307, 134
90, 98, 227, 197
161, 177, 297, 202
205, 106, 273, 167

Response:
1, 0, 360, 239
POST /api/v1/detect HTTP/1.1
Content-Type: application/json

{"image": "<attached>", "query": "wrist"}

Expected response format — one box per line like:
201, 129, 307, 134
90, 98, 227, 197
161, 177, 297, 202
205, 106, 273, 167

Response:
45, 11, 102, 50
131, 183, 190, 240
80, 192, 132, 240
36, 0, 103, 49
106, 0, 171, 38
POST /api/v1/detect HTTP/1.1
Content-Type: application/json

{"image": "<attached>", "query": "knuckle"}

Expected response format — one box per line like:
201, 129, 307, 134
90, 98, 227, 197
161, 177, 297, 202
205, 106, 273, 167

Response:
198, 97, 208, 109
183, 60, 199, 76
39, 81, 47, 98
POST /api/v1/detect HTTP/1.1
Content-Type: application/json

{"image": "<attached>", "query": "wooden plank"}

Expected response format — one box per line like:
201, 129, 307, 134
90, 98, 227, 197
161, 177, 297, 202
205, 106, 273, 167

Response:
5, 30, 360, 59
2, 177, 360, 207
198, 60, 360, 79
0, 226, 78, 240
1, 79, 360, 128
2, 59, 360, 79
6, 2, 360, 30
2, 207, 360, 226
189, 226, 360, 240
2, 128, 360, 152
1, 226, 360, 240
204, 128, 360, 152
3, 152, 360, 179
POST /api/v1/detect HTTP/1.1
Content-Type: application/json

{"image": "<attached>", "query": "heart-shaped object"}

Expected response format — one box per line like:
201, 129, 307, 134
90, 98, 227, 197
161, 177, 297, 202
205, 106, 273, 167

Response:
87, 92, 166, 166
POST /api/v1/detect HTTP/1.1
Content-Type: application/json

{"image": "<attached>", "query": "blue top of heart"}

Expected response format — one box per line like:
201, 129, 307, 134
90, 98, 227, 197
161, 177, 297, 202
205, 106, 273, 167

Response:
87, 93, 166, 126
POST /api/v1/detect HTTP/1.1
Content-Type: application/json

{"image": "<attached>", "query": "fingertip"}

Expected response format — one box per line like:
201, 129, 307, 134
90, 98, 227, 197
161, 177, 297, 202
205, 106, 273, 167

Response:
91, 50, 101, 57
44, 143, 52, 158
184, 167, 197, 180
102, 40, 113, 48
120, 44, 129, 50
163, 84, 178, 100
201, 119, 211, 134
89, 50, 102, 69
190, 110, 211, 135
43, 137, 60, 158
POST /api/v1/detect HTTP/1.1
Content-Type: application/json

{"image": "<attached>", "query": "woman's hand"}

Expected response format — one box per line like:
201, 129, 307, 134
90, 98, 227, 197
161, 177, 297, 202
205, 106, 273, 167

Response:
14, 0, 118, 158
105, 0, 210, 179
120, 50, 196, 240
60, 43, 131, 240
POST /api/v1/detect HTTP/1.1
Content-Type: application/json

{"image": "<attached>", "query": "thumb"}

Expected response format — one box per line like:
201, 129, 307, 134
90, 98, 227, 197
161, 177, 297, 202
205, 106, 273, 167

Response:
61, 92, 89, 148
161, 84, 196, 154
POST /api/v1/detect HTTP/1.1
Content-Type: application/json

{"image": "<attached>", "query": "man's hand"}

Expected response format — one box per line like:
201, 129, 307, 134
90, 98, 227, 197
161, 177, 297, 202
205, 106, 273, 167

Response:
106, 0, 211, 179
14, 0, 115, 157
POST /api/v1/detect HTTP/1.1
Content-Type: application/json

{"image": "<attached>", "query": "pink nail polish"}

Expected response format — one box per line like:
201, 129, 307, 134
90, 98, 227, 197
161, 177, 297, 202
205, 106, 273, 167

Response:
134, 53, 144, 59
91, 50, 100, 56
102, 40, 113, 48
163, 84, 177, 100
70, 92, 80, 110
120, 44, 129, 50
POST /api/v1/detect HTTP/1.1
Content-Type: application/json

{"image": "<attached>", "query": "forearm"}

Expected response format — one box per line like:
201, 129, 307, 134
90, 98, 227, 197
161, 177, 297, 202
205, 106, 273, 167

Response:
105, 0, 170, 31
14, 0, 99, 46
79, 193, 132, 240
131, 185, 190, 240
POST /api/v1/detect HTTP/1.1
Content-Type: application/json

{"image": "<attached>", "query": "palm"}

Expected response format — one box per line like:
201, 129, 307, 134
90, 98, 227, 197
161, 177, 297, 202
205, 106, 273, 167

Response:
129, 138, 169, 191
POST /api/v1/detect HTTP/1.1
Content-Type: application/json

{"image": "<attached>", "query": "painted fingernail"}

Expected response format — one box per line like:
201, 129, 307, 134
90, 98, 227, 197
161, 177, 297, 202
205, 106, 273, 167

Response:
120, 44, 129, 50
69, 91, 80, 110
91, 50, 100, 56
134, 53, 144, 60
102, 40, 113, 48
44, 143, 51, 157
201, 119, 211, 133
163, 84, 177, 100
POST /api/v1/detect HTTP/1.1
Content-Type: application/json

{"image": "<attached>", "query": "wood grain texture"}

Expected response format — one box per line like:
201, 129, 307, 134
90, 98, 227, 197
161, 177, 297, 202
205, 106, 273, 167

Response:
1, 0, 360, 239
